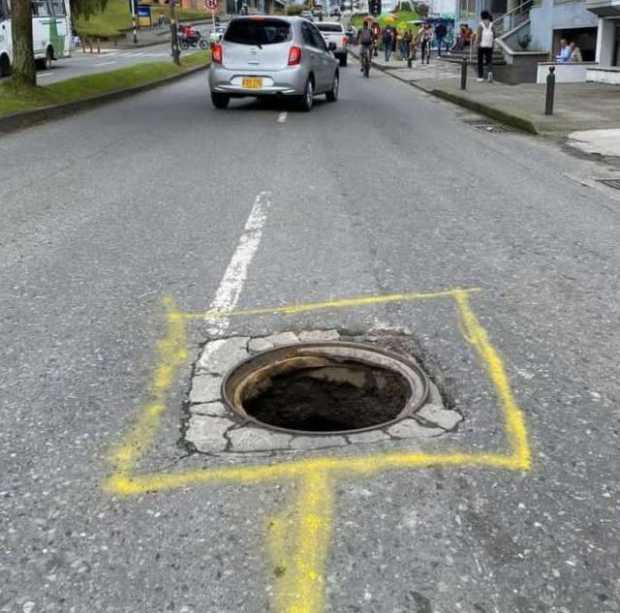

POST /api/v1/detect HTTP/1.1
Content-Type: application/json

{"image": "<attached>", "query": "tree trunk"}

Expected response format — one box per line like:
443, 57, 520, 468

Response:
11, 0, 36, 87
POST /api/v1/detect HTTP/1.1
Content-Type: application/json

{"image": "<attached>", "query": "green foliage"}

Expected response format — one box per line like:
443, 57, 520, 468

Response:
151, 5, 211, 22
74, 0, 132, 37
71, 0, 109, 20
351, 8, 420, 29
0, 50, 210, 117
286, 4, 304, 15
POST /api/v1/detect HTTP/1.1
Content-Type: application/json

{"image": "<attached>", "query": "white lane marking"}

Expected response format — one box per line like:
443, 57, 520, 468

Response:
95, 61, 117, 67
205, 191, 271, 335
277, 111, 287, 123
37, 72, 54, 78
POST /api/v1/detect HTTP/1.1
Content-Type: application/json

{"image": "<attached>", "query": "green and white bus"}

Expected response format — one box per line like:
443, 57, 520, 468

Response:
0, 0, 72, 77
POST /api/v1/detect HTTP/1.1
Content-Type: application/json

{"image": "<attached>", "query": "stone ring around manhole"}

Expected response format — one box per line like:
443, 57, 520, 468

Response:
222, 342, 430, 436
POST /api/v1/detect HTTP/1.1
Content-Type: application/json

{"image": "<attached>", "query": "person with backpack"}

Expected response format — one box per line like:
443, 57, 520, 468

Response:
358, 22, 374, 74
474, 10, 496, 82
382, 27, 394, 62
434, 21, 447, 56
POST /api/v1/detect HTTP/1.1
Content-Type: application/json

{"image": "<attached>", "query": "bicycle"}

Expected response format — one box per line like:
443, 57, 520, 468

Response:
360, 45, 372, 78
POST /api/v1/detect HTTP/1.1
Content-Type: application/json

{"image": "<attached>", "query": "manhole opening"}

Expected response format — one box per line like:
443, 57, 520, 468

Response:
222, 342, 429, 435
245, 361, 409, 432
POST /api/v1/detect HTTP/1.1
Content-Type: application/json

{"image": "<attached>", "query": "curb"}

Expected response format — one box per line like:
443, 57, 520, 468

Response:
429, 89, 539, 135
349, 47, 539, 135
0, 62, 209, 136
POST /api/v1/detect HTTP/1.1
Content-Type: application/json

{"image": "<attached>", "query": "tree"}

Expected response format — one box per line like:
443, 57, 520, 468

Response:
10, 0, 36, 87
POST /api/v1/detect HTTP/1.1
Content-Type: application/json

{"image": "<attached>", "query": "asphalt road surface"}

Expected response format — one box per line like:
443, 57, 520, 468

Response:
1, 62, 620, 613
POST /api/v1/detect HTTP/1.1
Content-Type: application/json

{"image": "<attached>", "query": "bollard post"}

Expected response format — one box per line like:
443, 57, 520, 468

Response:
545, 66, 556, 116
460, 57, 467, 90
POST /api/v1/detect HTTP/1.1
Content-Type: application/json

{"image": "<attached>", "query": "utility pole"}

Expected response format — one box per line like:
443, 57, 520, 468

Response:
129, 0, 138, 44
169, 0, 181, 65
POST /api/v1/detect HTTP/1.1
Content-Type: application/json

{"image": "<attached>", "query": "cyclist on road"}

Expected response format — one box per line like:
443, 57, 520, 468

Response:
358, 22, 374, 75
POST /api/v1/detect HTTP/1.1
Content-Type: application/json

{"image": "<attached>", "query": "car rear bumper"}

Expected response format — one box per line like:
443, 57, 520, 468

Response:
209, 65, 308, 97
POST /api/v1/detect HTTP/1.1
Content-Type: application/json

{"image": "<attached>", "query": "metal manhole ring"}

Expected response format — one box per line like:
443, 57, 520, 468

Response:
221, 341, 430, 436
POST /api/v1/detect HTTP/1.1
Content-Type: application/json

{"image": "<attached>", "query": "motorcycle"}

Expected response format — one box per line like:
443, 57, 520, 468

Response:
178, 28, 208, 50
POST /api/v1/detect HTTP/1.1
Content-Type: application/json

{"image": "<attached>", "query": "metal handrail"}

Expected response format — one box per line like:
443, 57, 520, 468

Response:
492, 0, 533, 37
493, 0, 533, 25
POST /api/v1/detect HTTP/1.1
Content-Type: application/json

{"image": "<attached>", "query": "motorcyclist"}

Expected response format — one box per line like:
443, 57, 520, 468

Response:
358, 22, 374, 74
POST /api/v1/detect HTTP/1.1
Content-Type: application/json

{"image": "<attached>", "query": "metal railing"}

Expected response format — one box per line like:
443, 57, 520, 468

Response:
493, 0, 533, 38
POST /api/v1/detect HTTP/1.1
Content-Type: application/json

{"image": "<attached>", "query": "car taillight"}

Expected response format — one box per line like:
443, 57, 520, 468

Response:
212, 43, 222, 64
288, 45, 302, 66
342, 36, 347, 46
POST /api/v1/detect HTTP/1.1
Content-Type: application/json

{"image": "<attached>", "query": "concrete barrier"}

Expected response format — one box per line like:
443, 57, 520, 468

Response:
536, 62, 594, 84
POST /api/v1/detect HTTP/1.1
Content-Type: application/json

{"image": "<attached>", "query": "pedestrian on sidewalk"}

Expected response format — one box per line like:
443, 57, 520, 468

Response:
401, 29, 413, 61
474, 11, 496, 82
434, 21, 447, 56
382, 27, 394, 62
420, 23, 433, 64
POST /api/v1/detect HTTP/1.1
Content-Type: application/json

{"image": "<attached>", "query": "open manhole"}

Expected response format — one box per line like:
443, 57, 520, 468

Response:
222, 342, 429, 435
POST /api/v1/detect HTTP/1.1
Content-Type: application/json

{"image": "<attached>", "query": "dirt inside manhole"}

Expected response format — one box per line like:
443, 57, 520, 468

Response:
244, 362, 409, 432
222, 342, 429, 435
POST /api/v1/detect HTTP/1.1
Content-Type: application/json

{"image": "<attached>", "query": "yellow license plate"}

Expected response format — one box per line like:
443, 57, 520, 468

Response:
242, 77, 263, 89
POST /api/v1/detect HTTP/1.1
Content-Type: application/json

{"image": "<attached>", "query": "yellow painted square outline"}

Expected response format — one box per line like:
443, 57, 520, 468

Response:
102, 287, 531, 613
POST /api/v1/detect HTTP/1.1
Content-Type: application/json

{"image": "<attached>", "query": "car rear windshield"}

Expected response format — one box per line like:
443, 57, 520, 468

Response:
224, 18, 292, 45
316, 24, 343, 32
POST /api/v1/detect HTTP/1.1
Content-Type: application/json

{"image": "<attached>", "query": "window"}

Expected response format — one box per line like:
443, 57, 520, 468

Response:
50, 0, 66, 16
301, 21, 316, 47
0, 0, 9, 19
316, 23, 343, 33
309, 24, 327, 50
224, 18, 291, 45
32, 0, 52, 16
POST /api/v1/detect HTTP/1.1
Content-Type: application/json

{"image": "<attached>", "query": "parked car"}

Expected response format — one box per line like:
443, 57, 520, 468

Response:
315, 21, 347, 66
300, 10, 313, 20
209, 25, 226, 44
209, 16, 340, 111
329, 6, 341, 17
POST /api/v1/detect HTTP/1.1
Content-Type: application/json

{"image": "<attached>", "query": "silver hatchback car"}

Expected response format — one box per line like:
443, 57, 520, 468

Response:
209, 16, 340, 111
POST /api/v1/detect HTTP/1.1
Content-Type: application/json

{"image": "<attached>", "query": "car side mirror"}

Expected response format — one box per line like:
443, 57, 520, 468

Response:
328, 42, 337, 51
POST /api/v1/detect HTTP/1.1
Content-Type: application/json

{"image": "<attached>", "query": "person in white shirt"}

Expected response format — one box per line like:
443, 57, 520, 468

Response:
474, 11, 496, 82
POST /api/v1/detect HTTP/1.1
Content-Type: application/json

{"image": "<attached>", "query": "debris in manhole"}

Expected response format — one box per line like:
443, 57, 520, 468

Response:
243, 361, 409, 432
222, 342, 429, 435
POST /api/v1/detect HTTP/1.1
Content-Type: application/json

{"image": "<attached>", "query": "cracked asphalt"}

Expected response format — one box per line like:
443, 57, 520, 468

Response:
1, 62, 619, 613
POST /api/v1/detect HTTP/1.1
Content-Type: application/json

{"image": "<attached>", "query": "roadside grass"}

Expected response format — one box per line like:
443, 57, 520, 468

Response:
0, 50, 210, 118
75, 0, 133, 39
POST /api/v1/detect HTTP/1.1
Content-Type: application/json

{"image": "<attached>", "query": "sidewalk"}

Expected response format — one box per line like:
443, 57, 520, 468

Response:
354, 47, 620, 138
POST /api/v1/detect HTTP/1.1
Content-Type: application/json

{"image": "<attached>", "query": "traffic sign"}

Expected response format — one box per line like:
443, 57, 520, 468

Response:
205, 0, 217, 10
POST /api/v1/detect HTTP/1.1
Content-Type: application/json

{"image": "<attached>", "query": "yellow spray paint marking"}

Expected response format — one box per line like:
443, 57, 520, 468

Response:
102, 287, 532, 613
107, 296, 187, 475
268, 473, 334, 613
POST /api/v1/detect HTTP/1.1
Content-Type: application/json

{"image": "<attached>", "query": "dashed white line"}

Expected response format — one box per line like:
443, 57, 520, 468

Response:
205, 191, 271, 336
95, 61, 117, 67
277, 111, 287, 123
